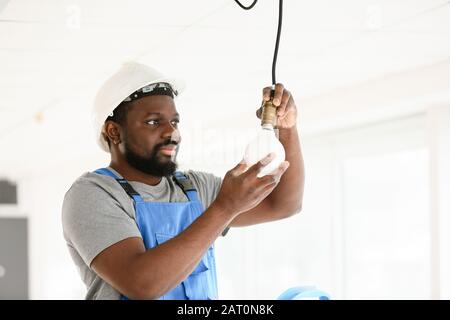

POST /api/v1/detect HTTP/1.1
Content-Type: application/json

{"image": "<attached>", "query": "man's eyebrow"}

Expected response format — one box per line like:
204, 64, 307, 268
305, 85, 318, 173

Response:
145, 112, 180, 117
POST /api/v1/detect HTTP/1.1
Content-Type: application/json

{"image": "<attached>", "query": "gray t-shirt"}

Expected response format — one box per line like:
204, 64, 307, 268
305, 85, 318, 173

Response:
62, 167, 222, 300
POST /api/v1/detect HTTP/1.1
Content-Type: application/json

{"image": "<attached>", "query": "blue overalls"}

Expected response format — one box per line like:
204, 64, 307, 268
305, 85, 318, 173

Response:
94, 168, 219, 300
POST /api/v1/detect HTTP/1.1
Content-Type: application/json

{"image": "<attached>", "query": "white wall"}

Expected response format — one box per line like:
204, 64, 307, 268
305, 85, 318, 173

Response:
427, 106, 450, 299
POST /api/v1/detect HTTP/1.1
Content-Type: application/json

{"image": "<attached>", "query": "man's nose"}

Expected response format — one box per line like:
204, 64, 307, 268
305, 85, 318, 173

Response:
162, 122, 179, 141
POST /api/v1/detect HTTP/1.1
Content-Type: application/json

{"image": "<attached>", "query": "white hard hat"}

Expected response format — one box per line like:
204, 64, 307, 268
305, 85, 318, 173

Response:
92, 62, 185, 153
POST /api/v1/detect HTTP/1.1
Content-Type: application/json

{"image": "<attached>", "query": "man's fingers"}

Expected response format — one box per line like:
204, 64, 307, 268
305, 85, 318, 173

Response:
256, 187, 274, 203
230, 160, 248, 176
272, 83, 284, 106
273, 161, 290, 177
260, 180, 281, 197
277, 90, 291, 117
262, 87, 272, 102
252, 161, 289, 195
259, 161, 290, 186
256, 107, 263, 119
245, 153, 275, 176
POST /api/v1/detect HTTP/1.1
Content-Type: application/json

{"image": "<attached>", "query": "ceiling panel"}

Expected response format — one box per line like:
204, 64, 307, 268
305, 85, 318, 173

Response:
1, 0, 450, 176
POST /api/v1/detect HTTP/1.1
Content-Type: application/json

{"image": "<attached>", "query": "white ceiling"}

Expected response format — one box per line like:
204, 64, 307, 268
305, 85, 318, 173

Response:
1, 0, 450, 176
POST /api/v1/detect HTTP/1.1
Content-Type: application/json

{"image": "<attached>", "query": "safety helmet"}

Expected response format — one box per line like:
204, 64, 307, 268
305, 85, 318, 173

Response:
92, 62, 185, 153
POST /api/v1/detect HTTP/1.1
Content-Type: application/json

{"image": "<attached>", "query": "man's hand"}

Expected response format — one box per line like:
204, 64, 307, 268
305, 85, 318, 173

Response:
214, 154, 290, 217
256, 83, 297, 129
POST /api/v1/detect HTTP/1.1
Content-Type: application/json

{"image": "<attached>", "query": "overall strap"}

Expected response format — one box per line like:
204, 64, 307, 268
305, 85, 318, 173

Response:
172, 172, 200, 202
94, 168, 143, 203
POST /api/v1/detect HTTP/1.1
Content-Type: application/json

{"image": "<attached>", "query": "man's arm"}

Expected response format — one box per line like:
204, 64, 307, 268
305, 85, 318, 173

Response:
229, 84, 304, 227
91, 159, 289, 299
91, 203, 232, 300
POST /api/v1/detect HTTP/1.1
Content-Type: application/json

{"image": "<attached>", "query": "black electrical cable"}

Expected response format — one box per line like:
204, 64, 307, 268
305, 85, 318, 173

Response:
233, 0, 258, 10
234, 0, 283, 86
272, 0, 282, 86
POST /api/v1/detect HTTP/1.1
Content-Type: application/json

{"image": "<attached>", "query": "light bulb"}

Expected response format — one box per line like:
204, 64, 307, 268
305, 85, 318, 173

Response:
244, 124, 285, 178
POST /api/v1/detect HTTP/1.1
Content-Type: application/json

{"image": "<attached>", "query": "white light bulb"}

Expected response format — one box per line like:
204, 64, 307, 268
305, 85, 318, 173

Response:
244, 124, 285, 178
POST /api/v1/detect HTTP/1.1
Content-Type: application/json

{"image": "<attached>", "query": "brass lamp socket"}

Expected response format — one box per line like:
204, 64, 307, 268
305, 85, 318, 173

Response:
261, 99, 277, 127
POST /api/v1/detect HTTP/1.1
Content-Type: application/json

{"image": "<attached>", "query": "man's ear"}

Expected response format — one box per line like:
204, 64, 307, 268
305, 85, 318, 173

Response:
104, 121, 122, 145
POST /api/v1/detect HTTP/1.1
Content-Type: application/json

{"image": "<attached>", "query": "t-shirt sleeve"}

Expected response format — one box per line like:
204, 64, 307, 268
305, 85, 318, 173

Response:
185, 170, 222, 210
185, 170, 230, 236
62, 178, 142, 268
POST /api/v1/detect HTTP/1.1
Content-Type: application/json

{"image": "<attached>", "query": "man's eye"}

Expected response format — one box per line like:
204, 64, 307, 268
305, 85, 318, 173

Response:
147, 120, 159, 126
171, 120, 180, 126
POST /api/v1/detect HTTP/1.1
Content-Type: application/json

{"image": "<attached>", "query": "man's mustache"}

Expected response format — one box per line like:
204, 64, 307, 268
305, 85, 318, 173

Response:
154, 140, 179, 152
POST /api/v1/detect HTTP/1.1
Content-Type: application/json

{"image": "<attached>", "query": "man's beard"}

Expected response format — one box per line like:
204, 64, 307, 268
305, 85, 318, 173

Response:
124, 140, 178, 177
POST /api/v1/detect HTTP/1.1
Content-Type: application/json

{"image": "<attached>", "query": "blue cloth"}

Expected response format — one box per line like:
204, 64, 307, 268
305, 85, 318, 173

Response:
94, 168, 218, 300
278, 286, 331, 300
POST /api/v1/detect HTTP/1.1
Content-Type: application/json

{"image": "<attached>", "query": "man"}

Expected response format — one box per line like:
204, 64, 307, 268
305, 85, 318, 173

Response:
62, 62, 304, 300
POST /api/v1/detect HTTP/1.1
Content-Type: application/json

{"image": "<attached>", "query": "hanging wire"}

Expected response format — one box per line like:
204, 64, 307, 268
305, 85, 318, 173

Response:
233, 0, 258, 10
272, 0, 282, 85
234, 0, 283, 85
